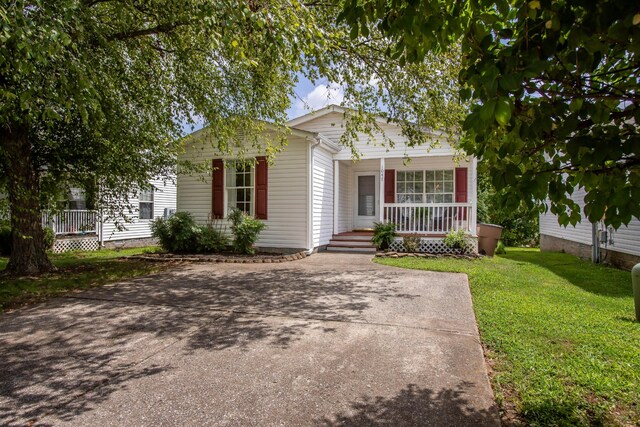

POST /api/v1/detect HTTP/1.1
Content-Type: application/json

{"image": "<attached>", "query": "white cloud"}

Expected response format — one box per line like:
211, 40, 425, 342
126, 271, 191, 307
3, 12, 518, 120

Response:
290, 82, 344, 119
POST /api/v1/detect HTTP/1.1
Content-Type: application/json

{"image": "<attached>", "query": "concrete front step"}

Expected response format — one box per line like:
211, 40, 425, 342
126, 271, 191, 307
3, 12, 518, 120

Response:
327, 239, 374, 247
326, 245, 377, 253
330, 234, 374, 242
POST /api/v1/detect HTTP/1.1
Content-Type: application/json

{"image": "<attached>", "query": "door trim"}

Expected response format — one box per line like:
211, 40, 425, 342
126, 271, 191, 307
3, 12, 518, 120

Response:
353, 172, 379, 229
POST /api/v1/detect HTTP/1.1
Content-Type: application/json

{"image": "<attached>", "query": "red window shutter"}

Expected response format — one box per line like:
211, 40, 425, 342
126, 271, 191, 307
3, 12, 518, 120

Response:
211, 159, 224, 219
455, 167, 468, 202
254, 156, 268, 220
455, 167, 468, 221
384, 169, 395, 203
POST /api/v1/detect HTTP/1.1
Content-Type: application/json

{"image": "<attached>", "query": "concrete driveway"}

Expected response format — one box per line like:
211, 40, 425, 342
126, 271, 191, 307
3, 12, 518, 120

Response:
0, 253, 499, 426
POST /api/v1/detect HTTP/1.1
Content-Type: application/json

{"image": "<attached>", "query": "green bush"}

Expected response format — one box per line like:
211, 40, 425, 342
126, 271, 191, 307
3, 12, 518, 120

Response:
495, 240, 506, 255
443, 229, 473, 253
197, 223, 228, 253
403, 234, 421, 253
371, 221, 397, 250
477, 166, 539, 247
228, 208, 266, 255
151, 212, 201, 253
43, 227, 55, 250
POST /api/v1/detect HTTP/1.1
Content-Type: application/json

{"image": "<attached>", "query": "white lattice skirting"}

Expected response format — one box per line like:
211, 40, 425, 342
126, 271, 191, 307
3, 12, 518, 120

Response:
53, 236, 100, 253
389, 237, 477, 254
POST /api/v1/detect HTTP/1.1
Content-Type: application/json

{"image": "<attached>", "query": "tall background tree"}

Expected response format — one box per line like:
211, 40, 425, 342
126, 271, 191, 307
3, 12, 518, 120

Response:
0, 0, 463, 274
342, 0, 640, 228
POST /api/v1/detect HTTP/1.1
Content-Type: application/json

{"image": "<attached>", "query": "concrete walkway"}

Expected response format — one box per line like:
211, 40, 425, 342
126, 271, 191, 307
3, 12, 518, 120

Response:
0, 253, 499, 426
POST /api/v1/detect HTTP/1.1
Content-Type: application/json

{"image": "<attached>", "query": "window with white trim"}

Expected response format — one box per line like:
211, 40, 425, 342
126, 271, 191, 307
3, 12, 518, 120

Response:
425, 170, 454, 202
139, 189, 154, 219
396, 169, 454, 203
396, 171, 424, 203
226, 161, 254, 215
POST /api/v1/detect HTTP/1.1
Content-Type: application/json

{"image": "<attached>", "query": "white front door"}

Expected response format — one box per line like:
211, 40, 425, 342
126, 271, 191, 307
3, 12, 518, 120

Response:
353, 172, 379, 229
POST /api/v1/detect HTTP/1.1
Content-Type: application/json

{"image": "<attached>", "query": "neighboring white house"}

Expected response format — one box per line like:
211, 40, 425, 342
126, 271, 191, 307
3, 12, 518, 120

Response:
44, 177, 176, 253
540, 188, 640, 270
178, 105, 478, 253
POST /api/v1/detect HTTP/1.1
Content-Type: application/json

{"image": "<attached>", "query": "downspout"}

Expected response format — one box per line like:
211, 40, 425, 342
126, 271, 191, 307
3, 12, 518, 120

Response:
306, 138, 321, 255
591, 222, 600, 263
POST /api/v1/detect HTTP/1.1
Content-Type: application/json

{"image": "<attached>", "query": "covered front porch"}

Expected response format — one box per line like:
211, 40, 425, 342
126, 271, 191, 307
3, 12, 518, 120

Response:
332, 156, 477, 236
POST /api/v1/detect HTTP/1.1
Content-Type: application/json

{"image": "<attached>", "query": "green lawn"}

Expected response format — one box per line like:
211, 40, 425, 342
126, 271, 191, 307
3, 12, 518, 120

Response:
0, 247, 166, 312
376, 248, 640, 426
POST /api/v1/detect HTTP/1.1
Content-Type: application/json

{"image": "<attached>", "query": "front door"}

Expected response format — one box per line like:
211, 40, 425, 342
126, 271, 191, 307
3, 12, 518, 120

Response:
353, 173, 379, 229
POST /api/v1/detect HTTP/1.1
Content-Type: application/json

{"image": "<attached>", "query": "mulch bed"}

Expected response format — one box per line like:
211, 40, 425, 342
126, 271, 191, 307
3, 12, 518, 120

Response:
128, 250, 308, 264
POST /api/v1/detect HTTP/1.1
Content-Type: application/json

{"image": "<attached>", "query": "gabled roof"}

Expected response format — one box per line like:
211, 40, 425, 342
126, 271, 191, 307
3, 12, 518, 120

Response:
286, 104, 445, 139
287, 104, 393, 129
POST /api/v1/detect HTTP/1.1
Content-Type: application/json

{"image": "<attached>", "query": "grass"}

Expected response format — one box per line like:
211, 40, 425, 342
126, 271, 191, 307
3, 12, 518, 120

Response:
0, 247, 167, 312
376, 248, 640, 426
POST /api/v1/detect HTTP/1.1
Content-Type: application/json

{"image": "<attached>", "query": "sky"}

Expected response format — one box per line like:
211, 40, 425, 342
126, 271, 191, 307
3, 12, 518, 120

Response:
286, 75, 344, 119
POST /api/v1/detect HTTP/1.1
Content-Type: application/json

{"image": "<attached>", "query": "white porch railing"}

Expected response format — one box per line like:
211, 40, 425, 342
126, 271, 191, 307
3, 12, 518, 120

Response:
42, 210, 99, 236
383, 203, 473, 234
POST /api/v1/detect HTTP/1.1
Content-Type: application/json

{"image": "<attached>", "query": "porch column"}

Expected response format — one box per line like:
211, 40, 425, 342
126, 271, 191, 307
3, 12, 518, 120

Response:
333, 160, 340, 234
379, 157, 385, 222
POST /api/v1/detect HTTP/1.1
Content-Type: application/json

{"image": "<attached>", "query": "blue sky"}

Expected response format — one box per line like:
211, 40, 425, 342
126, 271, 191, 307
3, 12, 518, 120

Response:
286, 75, 344, 119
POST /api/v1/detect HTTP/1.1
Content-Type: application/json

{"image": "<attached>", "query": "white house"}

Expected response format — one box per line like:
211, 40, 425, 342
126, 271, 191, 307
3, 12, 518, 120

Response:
540, 188, 640, 270
44, 177, 176, 252
178, 105, 478, 253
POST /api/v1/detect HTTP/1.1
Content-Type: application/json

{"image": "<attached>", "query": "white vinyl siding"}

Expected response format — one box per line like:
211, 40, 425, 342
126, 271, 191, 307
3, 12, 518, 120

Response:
101, 177, 176, 242
540, 188, 640, 256
608, 220, 640, 257
337, 162, 353, 233
539, 188, 593, 246
178, 134, 309, 249
292, 111, 456, 160
312, 147, 334, 247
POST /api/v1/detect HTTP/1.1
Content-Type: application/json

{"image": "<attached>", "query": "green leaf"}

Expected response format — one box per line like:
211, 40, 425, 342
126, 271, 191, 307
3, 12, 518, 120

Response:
494, 100, 511, 127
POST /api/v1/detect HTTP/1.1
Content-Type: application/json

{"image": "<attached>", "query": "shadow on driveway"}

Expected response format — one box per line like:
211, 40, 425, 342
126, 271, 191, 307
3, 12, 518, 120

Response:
0, 266, 421, 425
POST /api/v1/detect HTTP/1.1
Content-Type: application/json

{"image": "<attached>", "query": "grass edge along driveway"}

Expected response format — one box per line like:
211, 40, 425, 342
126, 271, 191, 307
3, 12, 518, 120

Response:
376, 248, 640, 427
0, 247, 166, 312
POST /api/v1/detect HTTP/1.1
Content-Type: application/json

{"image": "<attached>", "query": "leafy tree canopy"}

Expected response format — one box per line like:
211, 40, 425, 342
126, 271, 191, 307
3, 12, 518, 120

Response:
0, 0, 463, 273
341, 0, 640, 228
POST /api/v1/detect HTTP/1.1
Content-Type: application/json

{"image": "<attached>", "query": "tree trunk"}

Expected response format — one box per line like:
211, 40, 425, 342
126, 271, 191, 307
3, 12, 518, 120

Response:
2, 124, 53, 275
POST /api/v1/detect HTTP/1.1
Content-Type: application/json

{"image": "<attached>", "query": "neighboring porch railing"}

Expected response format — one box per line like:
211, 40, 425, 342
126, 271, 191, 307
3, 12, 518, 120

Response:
383, 203, 473, 234
42, 210, 99, 236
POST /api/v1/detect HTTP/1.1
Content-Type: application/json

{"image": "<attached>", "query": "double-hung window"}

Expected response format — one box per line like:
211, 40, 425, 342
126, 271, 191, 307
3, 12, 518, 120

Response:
139, 189, 154, 219
425, 170, 454, 203
226, 161, 254, 215
396, 171, 424, 203
396, 169, 454, 203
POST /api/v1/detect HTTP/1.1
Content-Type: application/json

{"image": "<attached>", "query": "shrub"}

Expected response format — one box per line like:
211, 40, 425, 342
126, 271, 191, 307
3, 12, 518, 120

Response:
495, 240, 506, 255
151, 212, 201, 253
197, 223, 228, 253
228, 208, 266, 255
403, 234, 421, 253
443, 229, 473, 253
43, 227, 55, 250
371, 222, 397, 250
